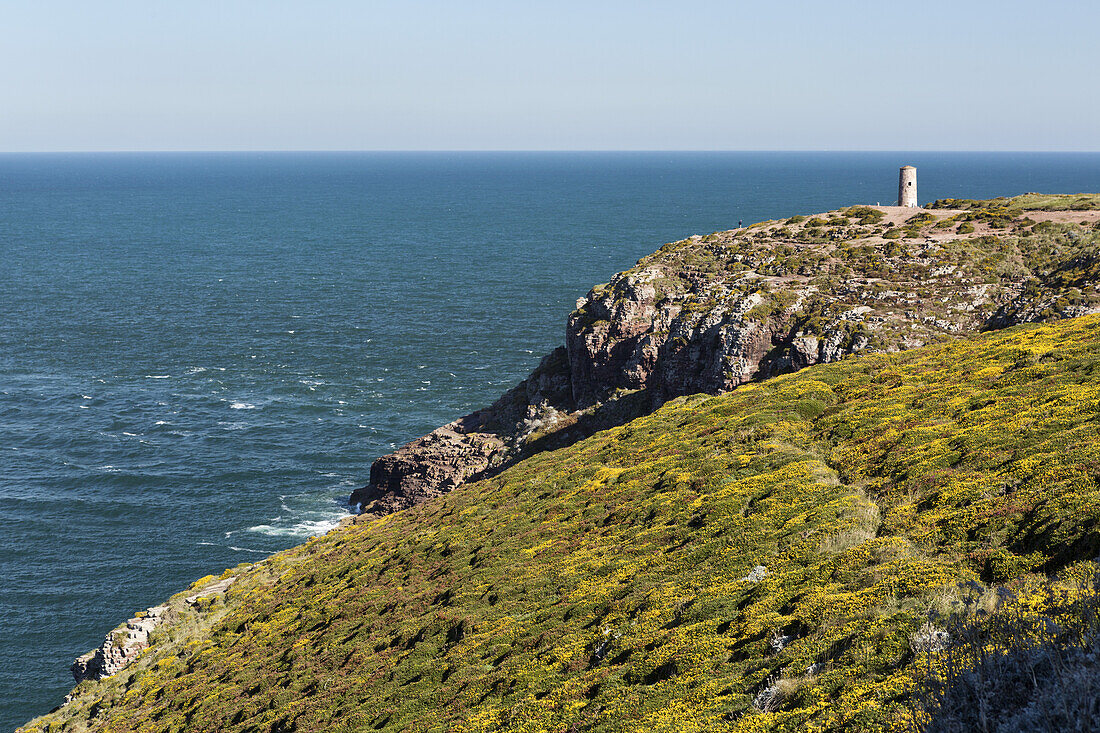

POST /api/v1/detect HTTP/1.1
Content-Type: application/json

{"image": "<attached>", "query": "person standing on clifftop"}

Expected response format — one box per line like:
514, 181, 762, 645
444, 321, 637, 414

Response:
738, 219, 743, 228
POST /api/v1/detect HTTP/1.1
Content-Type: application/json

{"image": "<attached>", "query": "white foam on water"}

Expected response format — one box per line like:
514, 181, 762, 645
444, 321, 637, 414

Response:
79, 405, 89, 409
81, 395, 92, 400
229, 401, 256, 410
154, 420, 170, 425
185, 367, 207, 374
145, 375, 171, 379
244, 516, 344, 538
122, 432, 138, 437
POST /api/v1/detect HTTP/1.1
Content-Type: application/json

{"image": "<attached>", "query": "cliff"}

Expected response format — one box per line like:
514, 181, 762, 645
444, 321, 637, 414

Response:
352, 195, 1100, 515
23, 314, 1100, 732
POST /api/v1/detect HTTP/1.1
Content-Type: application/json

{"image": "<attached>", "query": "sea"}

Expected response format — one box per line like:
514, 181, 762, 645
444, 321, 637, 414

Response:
2, 151, 1098, 729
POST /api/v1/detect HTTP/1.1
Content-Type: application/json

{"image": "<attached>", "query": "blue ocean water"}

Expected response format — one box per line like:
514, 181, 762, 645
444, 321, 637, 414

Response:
1, 151, 1098, 728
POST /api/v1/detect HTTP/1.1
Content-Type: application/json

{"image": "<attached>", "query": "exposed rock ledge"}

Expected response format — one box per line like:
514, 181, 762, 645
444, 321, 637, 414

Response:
352, 202, 1100, 516
70, 575, 238, 684
71, 605, 167, 683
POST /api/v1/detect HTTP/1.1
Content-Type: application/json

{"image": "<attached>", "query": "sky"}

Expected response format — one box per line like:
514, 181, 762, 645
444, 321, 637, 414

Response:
1, 0, 1098, 152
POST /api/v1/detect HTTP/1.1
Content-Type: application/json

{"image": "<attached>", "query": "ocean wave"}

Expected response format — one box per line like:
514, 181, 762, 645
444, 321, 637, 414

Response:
244, 516, 343, 538
145, 375, 171, 379
229, 401, 256, 410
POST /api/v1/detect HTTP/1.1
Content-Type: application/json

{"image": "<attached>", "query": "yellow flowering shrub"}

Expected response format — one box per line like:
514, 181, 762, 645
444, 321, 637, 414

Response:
22, 315, 1100, 732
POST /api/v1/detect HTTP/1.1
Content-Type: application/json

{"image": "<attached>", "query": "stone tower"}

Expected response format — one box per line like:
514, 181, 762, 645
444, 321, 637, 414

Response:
898, 166, 917, 207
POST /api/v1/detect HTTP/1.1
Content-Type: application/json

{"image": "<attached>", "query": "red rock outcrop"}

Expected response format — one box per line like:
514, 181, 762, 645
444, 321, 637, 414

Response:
353, 204, 1100, 515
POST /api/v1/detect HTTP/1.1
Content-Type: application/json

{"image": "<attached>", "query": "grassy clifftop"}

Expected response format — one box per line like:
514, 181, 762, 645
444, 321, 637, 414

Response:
24, 315, 1100, 732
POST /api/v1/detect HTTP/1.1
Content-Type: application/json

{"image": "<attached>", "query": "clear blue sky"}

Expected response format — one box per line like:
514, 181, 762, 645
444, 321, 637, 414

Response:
3, 0, 1097, 151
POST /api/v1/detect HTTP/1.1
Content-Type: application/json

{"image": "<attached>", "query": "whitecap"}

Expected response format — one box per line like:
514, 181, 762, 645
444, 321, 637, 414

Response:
229, 402, 255, 410
185, 367, 207, 374
154, 420, 169, 425
122, 432, 138, 437
145, 375, 171, 379
81, 395, 92, 400
79, 405, 90, 409
229, 546, 269, 554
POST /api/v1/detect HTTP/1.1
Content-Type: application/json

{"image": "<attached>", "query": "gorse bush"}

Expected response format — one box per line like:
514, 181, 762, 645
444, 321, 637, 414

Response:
910, 572, 1100, 733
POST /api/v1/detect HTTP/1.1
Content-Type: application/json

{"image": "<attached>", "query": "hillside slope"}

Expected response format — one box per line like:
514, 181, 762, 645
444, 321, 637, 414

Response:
24, 315, 1100, 732
353, 195, 1100, 517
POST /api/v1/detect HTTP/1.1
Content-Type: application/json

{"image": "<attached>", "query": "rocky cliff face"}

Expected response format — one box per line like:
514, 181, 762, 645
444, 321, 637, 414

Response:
352, 199, 1100, 515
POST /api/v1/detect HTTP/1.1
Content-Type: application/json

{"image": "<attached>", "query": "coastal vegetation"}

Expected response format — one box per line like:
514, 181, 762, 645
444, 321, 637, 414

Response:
23, 314, 1100, 732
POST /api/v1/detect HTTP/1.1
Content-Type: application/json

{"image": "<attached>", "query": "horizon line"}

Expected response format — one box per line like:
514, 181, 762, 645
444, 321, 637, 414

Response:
2, 149, 1100, 155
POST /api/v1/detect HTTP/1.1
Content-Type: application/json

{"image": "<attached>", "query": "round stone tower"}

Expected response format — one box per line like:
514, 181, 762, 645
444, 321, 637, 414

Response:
898, 166, 918, 208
